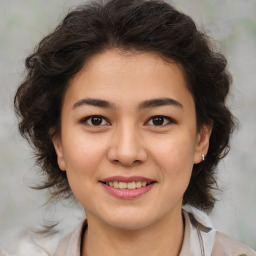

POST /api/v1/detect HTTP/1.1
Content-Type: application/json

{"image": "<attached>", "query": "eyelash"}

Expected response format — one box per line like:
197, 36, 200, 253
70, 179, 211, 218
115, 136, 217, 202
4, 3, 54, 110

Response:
146, 115, 177, 126
80, 115, 110, 126
80, 115, 176, 127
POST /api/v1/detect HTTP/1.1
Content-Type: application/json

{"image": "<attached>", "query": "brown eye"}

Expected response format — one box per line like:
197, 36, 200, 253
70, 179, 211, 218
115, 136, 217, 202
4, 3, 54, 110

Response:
82, 115, 108, 126
146, 116, 174, 126
152, 116, 165, 126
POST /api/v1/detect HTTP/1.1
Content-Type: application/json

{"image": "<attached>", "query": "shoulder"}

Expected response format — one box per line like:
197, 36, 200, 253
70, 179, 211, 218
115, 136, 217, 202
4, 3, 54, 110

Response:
212, 231, 256, 256
55, 220, 86, 256
0, 249, 15, 256
182, 206, 256, 256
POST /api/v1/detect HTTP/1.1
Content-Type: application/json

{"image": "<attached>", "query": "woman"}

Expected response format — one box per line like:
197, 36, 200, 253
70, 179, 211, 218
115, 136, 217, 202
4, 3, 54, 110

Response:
11, 0, 255, 255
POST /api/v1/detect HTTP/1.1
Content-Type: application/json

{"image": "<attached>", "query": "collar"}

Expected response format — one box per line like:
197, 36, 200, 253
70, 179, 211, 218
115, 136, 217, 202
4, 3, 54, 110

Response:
55, 207, 216, 256
180, 207, 216, 256
55, 220, 86, 256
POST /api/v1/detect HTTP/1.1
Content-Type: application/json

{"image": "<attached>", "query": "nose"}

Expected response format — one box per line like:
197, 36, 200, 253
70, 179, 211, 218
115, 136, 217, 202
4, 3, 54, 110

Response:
107, 124, 148, 167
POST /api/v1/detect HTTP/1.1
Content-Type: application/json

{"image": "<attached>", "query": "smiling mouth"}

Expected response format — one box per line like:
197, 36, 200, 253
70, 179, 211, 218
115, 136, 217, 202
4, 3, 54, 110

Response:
100, 181, 156, 189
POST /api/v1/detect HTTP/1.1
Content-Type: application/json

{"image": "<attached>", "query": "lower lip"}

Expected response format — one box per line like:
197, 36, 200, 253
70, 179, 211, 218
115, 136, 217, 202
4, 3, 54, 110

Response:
100, 182, 156, 199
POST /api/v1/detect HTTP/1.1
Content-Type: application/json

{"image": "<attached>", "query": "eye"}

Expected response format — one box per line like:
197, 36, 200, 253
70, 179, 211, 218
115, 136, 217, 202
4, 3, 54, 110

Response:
146, 116, 175, 126
81, 115, 109, 126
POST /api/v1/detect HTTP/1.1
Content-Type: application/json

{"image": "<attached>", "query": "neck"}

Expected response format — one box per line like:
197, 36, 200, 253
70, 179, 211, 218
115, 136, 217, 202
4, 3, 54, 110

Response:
82, 210, 184, 256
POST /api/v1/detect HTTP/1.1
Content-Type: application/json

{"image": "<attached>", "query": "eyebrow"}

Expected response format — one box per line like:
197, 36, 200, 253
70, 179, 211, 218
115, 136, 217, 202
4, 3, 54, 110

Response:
138, 98, 184, 110
73, 97, 183, 110
73, 98, 115, 109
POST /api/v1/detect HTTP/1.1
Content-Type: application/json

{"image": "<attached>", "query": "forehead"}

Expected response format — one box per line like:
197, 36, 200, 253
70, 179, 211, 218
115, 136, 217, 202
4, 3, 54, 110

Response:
64, 49, 194, 110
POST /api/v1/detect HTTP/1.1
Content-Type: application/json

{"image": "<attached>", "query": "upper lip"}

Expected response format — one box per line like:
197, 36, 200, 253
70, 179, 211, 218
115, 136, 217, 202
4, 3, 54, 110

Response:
101, 176, 155, 183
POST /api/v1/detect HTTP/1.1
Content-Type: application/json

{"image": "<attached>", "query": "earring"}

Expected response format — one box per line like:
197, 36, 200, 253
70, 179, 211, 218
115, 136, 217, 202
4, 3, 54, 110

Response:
202, 154, 205, 161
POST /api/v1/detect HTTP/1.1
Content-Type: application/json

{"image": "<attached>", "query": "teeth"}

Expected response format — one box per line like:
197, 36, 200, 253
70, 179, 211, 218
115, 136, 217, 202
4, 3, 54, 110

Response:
113, 181, 119, 188
141, 181, 147, 187
107, 181, 150, 189
118, 182, 128, 189
136, 181, 141, 188
128, 181, 136, 189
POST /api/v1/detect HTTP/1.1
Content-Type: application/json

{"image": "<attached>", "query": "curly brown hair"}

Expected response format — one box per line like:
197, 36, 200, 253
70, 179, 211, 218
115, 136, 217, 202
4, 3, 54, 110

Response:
14, 0, 236, 211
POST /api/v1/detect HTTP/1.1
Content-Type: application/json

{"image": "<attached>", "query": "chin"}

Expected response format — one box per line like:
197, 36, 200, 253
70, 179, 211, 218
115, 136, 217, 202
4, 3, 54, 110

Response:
109, 219, 151, 230
102, 210, 156, 230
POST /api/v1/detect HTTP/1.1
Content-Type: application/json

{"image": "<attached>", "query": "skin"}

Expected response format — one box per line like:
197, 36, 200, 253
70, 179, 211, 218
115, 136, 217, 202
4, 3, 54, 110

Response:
52, 49, 212, 256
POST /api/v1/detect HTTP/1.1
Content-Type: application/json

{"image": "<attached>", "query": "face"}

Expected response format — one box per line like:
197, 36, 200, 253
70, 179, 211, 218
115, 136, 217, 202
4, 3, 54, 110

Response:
52, 50, 211, 230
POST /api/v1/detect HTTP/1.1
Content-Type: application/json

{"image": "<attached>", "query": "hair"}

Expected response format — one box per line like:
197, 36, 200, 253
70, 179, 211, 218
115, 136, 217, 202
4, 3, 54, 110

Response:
14, 0, 236, 212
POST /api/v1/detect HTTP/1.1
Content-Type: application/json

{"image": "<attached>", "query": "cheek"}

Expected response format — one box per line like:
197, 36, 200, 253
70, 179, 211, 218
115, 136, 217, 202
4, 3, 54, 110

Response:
153, 134, 196, 207
62, 135, 108, 205
62, 133, 108, 178
150, 132, 196, 179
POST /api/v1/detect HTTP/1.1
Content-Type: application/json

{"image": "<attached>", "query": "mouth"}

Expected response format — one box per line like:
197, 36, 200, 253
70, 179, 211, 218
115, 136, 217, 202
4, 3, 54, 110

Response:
100, 180, 156, 189
99, 176, 157, 199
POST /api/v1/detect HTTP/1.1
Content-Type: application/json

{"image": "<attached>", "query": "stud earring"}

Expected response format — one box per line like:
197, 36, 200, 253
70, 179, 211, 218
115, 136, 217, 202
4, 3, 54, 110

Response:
202, 154, 205, 161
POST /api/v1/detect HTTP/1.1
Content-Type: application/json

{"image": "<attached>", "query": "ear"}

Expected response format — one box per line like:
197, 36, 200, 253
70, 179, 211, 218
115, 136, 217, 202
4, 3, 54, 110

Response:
194, 123, 212, 164
51, 133, 66, 171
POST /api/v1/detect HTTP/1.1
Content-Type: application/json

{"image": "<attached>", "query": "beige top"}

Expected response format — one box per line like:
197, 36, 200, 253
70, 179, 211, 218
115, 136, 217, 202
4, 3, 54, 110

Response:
55, 210, 256, 256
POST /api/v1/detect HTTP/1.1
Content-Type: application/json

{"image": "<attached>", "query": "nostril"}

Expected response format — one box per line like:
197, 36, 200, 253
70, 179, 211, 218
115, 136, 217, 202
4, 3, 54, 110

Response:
111, 158, 142, 166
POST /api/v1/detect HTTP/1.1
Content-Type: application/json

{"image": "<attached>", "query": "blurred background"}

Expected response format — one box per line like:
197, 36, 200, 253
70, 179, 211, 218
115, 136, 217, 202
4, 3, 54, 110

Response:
0, 0, 255, 254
